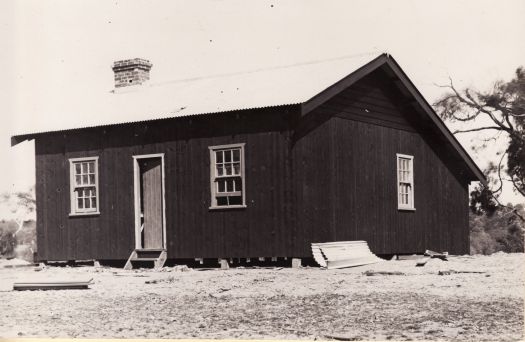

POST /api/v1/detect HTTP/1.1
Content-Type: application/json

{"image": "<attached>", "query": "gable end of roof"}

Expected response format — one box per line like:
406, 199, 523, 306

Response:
300, 53, 486, 185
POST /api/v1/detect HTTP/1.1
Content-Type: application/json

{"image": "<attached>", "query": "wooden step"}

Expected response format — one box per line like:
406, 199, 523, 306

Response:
124, 249, 167, 270
131, 257, 158, 262
135, 249, 164, 258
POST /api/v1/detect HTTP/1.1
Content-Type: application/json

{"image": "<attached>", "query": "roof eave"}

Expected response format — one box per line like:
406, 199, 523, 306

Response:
383, 57, 486, 186
10, 103, 302, 147
11, 135, 34, 147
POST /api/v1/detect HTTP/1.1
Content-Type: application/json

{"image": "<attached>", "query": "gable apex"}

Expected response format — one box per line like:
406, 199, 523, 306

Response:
300, 54, 486, 185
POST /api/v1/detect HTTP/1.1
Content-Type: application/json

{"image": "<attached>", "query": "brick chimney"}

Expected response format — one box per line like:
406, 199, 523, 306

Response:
112, 58, 152, 88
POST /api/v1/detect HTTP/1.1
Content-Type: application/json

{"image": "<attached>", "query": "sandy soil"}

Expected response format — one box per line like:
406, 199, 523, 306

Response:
0, 253, 523, 340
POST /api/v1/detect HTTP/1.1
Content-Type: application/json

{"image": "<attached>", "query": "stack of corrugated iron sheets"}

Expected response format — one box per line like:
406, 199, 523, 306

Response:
312, 240, 383, 269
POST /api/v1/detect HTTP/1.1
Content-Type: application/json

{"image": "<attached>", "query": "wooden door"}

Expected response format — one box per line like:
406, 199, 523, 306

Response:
140, 158, 163, 249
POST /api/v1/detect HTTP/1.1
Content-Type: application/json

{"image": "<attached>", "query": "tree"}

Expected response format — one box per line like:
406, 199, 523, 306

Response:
434, 67, 525, 221
469, 203, 524, 254
0, 187, 36, 237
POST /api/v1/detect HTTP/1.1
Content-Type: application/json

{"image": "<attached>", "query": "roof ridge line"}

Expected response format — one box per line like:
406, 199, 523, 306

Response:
118, 51, 384, 91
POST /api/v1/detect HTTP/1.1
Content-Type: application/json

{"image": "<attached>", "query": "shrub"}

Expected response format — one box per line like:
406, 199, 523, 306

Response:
469, 204, 525, 254
0, 220, 18, 257
0, 220, 36, 259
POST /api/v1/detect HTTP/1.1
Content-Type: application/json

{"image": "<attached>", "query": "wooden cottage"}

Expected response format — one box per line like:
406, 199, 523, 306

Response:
11, 53, 485, 267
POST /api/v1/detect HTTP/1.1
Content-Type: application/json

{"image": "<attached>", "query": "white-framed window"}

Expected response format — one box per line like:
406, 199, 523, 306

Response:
397, 153, 415, 210
69, 157, 100, 215
209, 143, 246, 209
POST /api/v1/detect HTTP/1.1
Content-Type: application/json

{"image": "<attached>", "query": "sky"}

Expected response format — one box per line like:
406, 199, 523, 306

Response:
1, 0, 524, 217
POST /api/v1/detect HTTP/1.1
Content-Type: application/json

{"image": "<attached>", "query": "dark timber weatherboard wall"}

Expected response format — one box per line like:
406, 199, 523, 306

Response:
35, 108, 298, 261
293, 70, 470, 255
34, 71, 471, 262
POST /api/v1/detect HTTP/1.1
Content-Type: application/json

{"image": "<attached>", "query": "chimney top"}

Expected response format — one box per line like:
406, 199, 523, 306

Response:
112, 58, 152, 88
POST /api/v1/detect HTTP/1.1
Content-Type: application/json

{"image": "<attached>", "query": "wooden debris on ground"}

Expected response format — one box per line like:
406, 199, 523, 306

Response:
415, 250, 449, 267
112, 273, 150, 277
425, 250, 449, 261
438, 270, 486, 275
363, 270, 405, 276
195, 268, 220, 271
1, 263, 38, 269
415, 257, 431, 267
323, 333, 362, 341
311, 241, 382, 269
233, 266, 284, 270
13, 278, 93, 291
397, 254, 424, 260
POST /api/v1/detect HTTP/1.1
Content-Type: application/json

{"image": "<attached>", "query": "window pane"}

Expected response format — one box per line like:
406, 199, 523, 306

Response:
228, 196, 242, 205
82, 175, 88, 185
225, 164, 232, 176
216, 165, 224, 176
75, 163, 81, 175
75, 175, 81, 185
91, 198, 97, 209
217, 197, 228, 206
226, 179, 234, 192
218, 180, 225, 193
216, 151, 223, 163
224, 150, 231, 162
78, 198, 84, 209
232, 149, 240, 162
84, 198, 90, 209
88, 162, 94, 173
233, 162, 240, 175
89, 174, 95, 185
234, 178, 242, 191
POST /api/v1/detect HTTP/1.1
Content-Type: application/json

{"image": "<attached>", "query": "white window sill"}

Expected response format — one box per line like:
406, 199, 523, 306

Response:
398, 207, 416, 211
69, 211, 101, 217
209, 205, 247, 210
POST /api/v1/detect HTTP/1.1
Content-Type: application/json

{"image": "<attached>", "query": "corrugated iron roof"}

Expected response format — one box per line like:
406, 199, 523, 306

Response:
11, 52, 382, 138
10, 52, 487, 184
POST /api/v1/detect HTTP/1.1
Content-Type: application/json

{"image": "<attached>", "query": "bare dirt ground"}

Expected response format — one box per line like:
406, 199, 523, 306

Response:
0, 253, 523, 341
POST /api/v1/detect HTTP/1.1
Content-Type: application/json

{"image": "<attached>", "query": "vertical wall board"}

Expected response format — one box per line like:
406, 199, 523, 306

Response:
34, 147, 47, 261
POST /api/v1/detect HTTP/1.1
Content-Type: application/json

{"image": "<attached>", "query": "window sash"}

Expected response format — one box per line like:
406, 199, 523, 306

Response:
73, 161, 96, 187
396, 154, 414, 210
70, 157, 99, 215
209, 144, 246, 208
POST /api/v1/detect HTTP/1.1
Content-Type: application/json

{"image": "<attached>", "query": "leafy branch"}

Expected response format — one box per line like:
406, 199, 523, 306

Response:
434, 67, 525, 208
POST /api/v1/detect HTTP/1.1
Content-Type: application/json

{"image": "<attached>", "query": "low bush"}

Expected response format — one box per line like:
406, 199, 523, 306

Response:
470, 204, 524, 255
0, 220, 36, 260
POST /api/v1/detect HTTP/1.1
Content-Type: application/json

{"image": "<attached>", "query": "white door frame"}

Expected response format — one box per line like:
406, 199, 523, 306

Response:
132, 153, 167, 250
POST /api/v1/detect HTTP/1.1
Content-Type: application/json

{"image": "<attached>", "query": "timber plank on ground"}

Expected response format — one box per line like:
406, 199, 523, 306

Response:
13, 278, 93, 291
